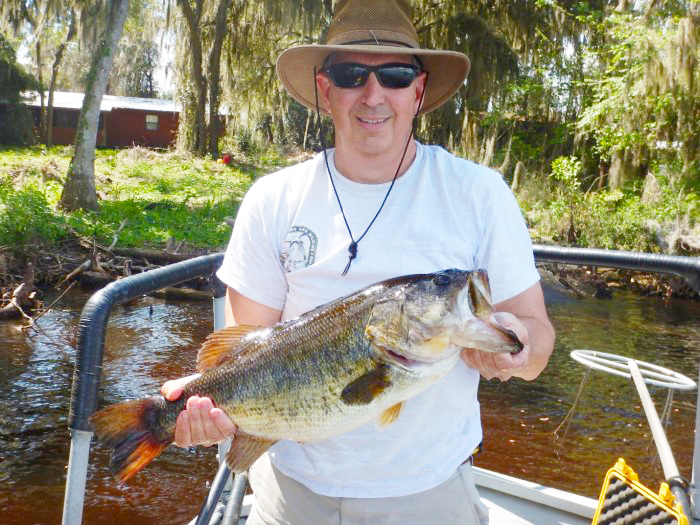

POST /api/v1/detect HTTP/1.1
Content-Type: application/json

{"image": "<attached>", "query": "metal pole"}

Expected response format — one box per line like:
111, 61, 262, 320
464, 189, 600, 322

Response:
628, 360, 692, 518
222, 471, 249, 525
194, 461, 231, 525
61, 430, 93, 525
691, 358, 700, 521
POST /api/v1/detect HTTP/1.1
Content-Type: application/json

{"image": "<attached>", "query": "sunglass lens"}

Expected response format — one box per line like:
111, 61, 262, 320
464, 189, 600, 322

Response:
329, 64, 369, 88
377, 66, 417, 88
327, 63, 419, 89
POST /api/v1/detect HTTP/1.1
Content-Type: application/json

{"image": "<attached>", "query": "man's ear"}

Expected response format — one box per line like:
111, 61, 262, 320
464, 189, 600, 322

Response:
315, 72, 332, 114
413, 72, 427, 114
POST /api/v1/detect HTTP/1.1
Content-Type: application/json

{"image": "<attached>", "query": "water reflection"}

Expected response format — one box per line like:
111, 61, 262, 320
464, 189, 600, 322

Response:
0, 293, 218, 525
478, 290, 700, 498
1, 285, 698, 524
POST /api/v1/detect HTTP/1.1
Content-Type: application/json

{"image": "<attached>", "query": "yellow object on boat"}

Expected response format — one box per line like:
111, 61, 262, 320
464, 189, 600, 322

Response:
592, 458, 687, 524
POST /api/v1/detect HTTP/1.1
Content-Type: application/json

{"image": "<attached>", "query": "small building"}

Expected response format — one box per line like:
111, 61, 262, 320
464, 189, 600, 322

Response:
27, 91, 180, 148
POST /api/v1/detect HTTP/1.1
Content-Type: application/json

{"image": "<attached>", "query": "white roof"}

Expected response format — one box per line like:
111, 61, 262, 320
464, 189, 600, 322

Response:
25, 91, 180, 113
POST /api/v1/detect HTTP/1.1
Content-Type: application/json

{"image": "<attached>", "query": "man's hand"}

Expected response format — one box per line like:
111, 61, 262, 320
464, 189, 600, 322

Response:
160, 287, 281, 448
462, 282, 555, 381
161, 376, 237, 447
461, 312, 531, 381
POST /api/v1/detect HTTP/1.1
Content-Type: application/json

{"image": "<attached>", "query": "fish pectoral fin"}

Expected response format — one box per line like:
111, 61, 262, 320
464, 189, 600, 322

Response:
375, 402, 405, 431
340, 363, 392, 405
196, 325, 263, 373
225, 431, 277, 473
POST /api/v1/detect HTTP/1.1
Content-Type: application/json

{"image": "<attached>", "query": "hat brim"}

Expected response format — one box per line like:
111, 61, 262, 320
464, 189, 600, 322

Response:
276, 44, 470, 116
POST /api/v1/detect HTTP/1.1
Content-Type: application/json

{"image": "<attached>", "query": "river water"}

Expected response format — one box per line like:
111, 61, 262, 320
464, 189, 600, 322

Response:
1, 283, 699, 524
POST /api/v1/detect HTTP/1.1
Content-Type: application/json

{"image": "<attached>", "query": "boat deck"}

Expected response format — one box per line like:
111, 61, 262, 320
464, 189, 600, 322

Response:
474, 467, 597, 524
199, 466, 598, 525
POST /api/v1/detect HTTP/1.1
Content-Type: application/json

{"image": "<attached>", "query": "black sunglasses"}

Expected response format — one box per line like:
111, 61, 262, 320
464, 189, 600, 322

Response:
324, 62, 422, 89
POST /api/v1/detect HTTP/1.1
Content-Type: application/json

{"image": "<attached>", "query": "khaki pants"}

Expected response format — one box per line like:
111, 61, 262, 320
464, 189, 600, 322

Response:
246, 454, 489, 525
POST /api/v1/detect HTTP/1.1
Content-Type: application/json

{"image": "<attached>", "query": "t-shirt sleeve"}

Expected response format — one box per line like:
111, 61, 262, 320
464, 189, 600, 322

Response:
474, 175, 539, 304
216, 179, 289, 311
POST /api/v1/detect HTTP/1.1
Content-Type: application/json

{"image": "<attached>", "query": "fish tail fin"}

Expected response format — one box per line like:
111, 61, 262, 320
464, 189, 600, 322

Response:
89, 396, 173, 482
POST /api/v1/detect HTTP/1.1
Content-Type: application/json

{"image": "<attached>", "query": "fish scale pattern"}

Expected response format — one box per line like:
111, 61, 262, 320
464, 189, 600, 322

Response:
595, 477, 678, 525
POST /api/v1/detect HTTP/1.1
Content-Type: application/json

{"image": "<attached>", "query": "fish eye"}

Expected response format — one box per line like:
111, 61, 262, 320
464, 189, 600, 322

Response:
433, 274, 451, 287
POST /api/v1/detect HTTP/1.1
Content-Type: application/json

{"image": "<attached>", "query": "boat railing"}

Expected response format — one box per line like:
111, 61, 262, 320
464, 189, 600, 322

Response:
62, 253, 225, 525
61, 246, 700, 524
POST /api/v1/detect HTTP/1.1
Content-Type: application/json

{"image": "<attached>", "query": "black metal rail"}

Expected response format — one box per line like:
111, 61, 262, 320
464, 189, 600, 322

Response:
533, 244, 700, 293
68, 252, 225, 432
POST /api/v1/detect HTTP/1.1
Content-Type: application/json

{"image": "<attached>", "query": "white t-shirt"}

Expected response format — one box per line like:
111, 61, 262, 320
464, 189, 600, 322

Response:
217, 142, 539, 498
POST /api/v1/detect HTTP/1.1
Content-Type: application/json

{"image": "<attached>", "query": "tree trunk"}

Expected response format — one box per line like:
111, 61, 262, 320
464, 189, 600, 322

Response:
46, 11, 77, 148
177, 0, 207, 155
608, 149, 636, 189
36, 41, 46, 143
208, 0, 233, 159
59, 0, 128, 212
511, 161, 526, 193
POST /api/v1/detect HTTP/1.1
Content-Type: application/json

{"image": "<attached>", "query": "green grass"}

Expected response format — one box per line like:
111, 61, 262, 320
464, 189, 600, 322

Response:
0, 146, 272, 253
1, 147, 697, 266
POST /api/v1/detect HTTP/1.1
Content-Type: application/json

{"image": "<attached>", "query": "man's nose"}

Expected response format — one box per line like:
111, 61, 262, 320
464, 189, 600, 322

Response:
361, 72, 386, 106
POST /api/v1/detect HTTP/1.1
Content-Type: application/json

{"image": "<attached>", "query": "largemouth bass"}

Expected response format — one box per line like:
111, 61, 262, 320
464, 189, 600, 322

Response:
90, 269, 522, 482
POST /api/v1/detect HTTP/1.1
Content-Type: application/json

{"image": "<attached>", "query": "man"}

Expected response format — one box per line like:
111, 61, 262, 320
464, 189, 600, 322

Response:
163, 0, 555, 523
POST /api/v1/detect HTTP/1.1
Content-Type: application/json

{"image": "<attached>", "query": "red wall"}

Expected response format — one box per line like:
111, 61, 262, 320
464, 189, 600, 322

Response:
104, 108, 179, 148
30, 106, 179, 148
49, 123, 107, 146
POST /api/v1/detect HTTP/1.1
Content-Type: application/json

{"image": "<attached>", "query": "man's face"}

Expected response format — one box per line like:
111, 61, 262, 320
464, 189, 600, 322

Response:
316, 52, 426, 163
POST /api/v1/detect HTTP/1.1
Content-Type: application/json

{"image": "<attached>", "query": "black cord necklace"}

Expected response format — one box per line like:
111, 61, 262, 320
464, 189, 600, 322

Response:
314, 67, 428, 276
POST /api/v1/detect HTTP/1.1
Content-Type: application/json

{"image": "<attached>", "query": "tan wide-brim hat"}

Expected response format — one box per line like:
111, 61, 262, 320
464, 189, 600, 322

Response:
276, 0, 470, 116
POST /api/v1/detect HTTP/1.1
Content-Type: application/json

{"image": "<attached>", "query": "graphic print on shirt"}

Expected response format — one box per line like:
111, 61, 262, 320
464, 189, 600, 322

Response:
280, 226, 318, 272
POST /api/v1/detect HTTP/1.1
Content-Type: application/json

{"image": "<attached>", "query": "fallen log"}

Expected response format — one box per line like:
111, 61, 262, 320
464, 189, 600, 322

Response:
0, 264, 40, 320
150, 287, 212, 301
78, 271, 114, 289
111, 247, 204, 265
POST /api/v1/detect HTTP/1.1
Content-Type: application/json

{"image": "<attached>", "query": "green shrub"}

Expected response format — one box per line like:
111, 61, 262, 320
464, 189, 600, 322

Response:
0, 177, 66, 247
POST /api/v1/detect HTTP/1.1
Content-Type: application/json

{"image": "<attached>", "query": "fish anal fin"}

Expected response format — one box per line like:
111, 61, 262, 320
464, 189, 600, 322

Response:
376, 402, 404, 431
341, 363, 391, 405
196, 325, 263, 373
225, 431, 276, 473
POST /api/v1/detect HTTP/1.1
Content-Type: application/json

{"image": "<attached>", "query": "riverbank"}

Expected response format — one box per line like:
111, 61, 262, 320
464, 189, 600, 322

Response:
1, 145, 698, 318
2, 236, 696, 325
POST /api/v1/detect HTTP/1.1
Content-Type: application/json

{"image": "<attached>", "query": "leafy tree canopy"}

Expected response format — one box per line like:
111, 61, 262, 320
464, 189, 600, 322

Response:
0, 33, 40, 101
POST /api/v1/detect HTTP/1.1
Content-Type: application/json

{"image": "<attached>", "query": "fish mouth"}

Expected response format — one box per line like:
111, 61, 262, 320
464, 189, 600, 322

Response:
380, 342, 462, 371
382, 347, 419, 369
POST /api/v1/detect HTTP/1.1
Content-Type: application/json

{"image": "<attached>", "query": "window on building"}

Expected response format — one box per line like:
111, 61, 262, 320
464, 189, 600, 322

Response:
145, 114, 159, 131
53, 109, 79, 129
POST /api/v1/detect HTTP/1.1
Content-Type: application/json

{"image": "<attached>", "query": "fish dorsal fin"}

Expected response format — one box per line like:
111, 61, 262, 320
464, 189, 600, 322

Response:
196, 325, 263, 373
376, 402, 404, 431
225, 431, 277, 473
341, 363, 392, 405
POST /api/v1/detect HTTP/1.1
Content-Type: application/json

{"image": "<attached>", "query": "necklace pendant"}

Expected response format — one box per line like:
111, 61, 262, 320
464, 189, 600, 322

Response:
342, 241, 358, 276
